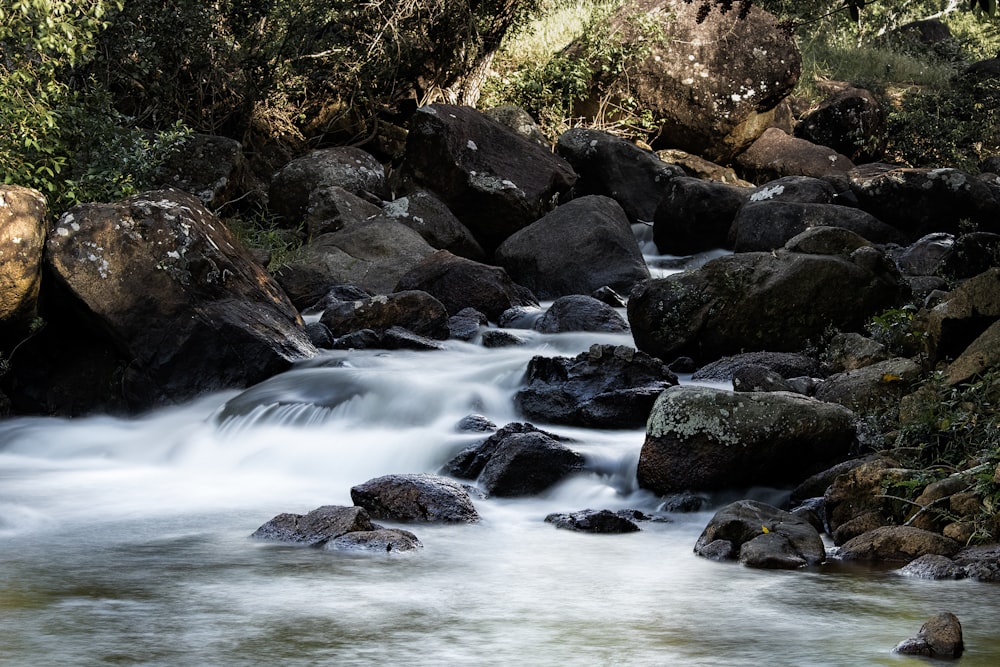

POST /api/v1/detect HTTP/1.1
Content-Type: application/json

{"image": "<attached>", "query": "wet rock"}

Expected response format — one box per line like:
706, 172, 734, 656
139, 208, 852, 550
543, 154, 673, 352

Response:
735, 128, 855, 184
515, 344, 678, 429
899, 554, 966, 580
304, 321, 334, 349
481, 330, 526, 348
544, 509, 642, 534
395, 250, 538, 321
556, 127, 684, 224
250, 505, 376, 546
794, 86, 885, 162
694, 500, 826, 568
398, 104, 576, 254
269, 147, 388, 226
323, 528, 423, 553
320, 290, 449, 340
478, 431, 585, 497
692, 351, 822, 382
590, 286, 627, 308
954, 544, 1000, 582
746, 175, 838, 205
638, 385, 856, 494
495, 195, 650, 300
533, 295, 629, 334
448, 307, 488, 341
652, 176, 749, 255
350, 473, 480, 523
893, 612, 964, 659
456, 414, 496, 433
837, 526, 961, 564
443, 422, 564, 480
379, 326, 447, 351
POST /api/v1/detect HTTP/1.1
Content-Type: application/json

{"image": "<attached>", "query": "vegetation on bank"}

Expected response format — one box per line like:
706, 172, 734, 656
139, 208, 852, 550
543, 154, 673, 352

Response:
2, 0, 1000, 539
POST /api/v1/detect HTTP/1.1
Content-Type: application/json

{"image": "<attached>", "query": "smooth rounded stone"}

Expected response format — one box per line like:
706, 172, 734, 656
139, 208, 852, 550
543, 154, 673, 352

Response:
889, 232, 955, 277
323, 528, 422, 553
250, 505, 376, 546
320, 290, 450, 340
837, 526, 961, 564
731, 201, 901, 252
822, 332, 889, 373
395, 250, 538, 321
442, 422, 562, 480
498, 305, 544, 329
350, 473, 480, 523
731, 365, 795, 393
738, 532, 809, 569
694, 500, 826, 567
478, 431, 585, 497
735, 128, 855, 184
899, 554, 966, 580
544, 509, 642, 534
495, 195, 650, 300
456, 414, 496, 432
481, 330, 526, 348
379, 326, 447, 351
658, 493, 708, 513
448, 308, 487, 341
652, 176, 749, 255
331, 328, 381, 350
304, 321, 334, 349
515, 344, 678, 429
555, 127, 684, 224
638, 386, 856, 494
893, 612, 964, 659
533, 295, 629, 334
746, 175, 838, 205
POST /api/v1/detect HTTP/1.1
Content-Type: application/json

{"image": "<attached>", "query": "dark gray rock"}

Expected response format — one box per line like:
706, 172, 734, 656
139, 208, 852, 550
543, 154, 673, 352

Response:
692, 351, 822, 383
443, 422, 563, 480
694, 500, 826, 568
380, 189, 486, 261
515, 344, 678, 429
731, 201, 903, 252
323, 528, 423, 553
478, 431, 585, 497
795, 86, 885, 162
736, 128, 855, 184
746, 175, 838, 205
350, 473, 480, 523
899, 554, 966, 580
320, 290, 449, 340
652, 176, 749, 255
250, 505, 376, 546
544, 509, 642, 534
495, 195, 650, 300
533, 295, 629, 334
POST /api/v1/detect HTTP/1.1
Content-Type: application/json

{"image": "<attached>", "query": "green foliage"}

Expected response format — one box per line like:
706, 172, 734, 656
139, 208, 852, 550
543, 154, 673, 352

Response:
224, 210, 304, 272
866, 305, 926, 357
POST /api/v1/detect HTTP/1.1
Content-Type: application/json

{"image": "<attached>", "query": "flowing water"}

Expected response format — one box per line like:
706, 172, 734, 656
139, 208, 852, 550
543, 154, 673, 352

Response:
3, 240, 1000, 665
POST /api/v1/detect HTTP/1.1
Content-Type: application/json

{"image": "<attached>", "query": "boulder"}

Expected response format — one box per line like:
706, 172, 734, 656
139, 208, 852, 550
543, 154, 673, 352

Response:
43, 190, 315, 409
350, 473, 480, 523
398, 104, 576, 253
692, 351, 823, 383
813, 357, 924, 414
572, 0, 800, 162
638, 386, 856, 494
448, 307, 488, 341
889, 232, 954, 277
821, 332, 889, 373
319, 290, 449, 340
893, 612, 964, 659
899, 554, 966, 580
781, 226, 876, 256
837, 526, 961, 563
822, 457, 916, 544
443, 422, 564, 480
694, 500, 826, 568
495, 195, 649, 300
652, 177, 749, 255
395, 250, 537, 321
918, 267, 1000, 372
746, 175, 839, 206
849, 165, 1000, 241
555, 128, 683, 223
954, 544, 1000, 582
484, 105, 549, 146
533, 295, 629, 334
544, 509, 643, 534
0, 186, 46, 338
299, 185, 382, 239
274, 220, 436, 307
943, 318, 1000, 386
628, 244, 906, 364
656, 149, 746, 185
269, 147, 388, 226
250, 505, 376, 546
731, 365, 796, 393
156, 133, 247, 210
380, 190, 486, 261
794, 86, 885, 162
515, 344, 678, 429
735, 128, 856, 184
322, 528, 423, 553
478, 431, 585, 497
730, 201, 903, 252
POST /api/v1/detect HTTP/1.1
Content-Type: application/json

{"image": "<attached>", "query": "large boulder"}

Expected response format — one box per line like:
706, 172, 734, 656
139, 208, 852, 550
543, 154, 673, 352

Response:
274, 220, 436, 307
849, 165, 1000, 241
918, 267, 1000, 378
628, 243, 907, 364
269, 147, 388, 226
532, 295, 629, 334
838, 526, 961, 564
515, 344, 678, 428
638, 386, 856, 494
398, 104, 576, 254
443, 422, 564, 480
380, 190, 486, 262
395, 250, 537, 321
495, 195, 649, 299
44, 189, 315, 409
893, 612, 964, 659
731, 201, 904, 252
794, 86, 886, 163
572, 0, 800, 162
478, 431, 585, 497
555, 128, 683, 223
0, 186, 47, 339
652, 177, 749, 255
735, 128, 856, 184
297, 186, 382, 239
813, 357, 923, 414
694, 500, 826, 568
350, 473, 480, 523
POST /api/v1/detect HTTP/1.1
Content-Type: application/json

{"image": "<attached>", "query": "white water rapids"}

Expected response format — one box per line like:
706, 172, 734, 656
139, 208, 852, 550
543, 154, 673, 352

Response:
3, 234, 1000, 665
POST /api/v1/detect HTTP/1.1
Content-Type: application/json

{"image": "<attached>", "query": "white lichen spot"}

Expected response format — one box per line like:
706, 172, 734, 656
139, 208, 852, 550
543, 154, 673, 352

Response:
589, 140, 599, 147
731, 93, 743, 103
56, 227, 69, 237
828, 155, 839, 164
750, 184, 785, 201
383, 197, 411, 219
11, 236, 22, 244
413, 216, 424, 224
683, 77, 695, 85
467, 140, 478, 151
167, 250, 181, 259
928, 168, 967, 190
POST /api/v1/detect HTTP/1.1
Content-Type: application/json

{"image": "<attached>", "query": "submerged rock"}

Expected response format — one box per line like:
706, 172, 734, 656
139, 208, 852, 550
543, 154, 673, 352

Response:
322, 528, 423, 553
250, 505, 376, 546
544, 509, 644, 534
